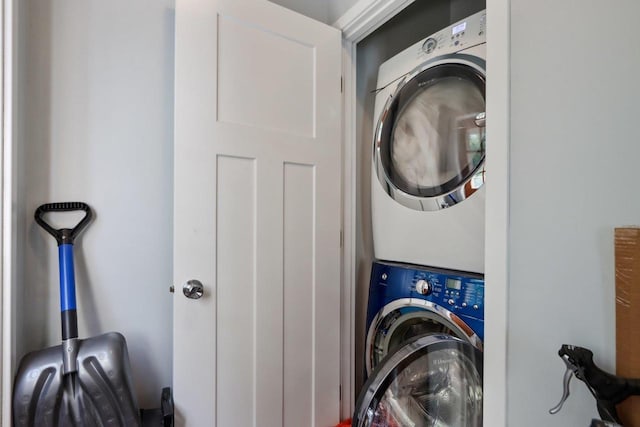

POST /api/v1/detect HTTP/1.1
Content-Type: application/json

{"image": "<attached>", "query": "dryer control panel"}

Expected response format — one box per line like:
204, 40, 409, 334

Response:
417, 10, 486, 59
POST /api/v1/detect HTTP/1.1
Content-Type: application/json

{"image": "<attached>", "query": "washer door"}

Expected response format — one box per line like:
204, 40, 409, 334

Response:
373, 56, 486, 211
365, 299, 483, 375
354, 334, 483, 427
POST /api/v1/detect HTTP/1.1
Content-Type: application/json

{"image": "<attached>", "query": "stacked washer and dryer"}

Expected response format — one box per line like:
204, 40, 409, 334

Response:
354, 10, 487, 427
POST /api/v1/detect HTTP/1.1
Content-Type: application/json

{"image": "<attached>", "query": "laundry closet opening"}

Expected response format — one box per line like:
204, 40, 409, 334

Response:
353, 0, 486, 395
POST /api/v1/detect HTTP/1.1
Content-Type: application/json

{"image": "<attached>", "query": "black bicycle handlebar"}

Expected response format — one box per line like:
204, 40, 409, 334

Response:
557, 344, 640, 423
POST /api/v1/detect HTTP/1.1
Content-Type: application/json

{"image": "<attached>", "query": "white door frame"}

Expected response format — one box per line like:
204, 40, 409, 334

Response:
1, 0, 15, 424
0, 0, 16, 426
334, 0, 510, 424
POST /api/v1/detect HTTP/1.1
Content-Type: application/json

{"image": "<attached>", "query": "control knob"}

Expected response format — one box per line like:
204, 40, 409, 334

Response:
422, 37, 437, 54
415, 279, 432, 296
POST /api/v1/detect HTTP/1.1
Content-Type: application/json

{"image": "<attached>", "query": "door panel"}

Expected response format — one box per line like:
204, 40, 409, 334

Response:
216, 155, 257, 427
283, 162, 315, 427
217, 15, 316, 137
174, 1, 342, 426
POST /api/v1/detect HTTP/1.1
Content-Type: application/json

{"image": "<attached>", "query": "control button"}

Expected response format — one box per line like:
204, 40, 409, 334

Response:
415, 279, 432, 296
422, 37, 437, 54
473, 304, 479, 310
462, 302, 467, 308
448, 299, 455, 305
381, 273, 387, 280
454, 40, 460, 46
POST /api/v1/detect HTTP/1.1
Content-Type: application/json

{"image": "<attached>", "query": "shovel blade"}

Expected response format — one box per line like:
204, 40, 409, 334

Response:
13, 332, 141, 427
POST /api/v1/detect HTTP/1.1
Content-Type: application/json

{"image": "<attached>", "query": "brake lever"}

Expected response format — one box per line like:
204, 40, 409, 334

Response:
549, 344, 640, 423
549, 361, 574, 415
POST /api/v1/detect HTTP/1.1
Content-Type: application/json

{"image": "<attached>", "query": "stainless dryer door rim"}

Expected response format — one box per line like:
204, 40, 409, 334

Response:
373, 53, 486, 211
365, 297, 483, 374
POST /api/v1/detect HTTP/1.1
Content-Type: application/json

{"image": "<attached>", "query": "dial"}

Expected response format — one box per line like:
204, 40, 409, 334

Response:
422, 37, 437, 54
415, 279, 432, 295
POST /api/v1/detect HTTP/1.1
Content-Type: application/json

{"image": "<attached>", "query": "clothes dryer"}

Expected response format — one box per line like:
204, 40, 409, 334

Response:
355, 261, 484, 426
372, 10, 486, 273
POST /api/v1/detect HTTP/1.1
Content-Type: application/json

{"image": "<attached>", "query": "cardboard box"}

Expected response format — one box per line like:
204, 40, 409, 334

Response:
615, 227, 640, 427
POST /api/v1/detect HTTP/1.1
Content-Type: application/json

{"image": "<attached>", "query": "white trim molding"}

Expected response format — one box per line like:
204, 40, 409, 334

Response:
2, 0, 15, 424
484, 0, 510, 424
339, 37, 357, 420
333, 0, 415, 41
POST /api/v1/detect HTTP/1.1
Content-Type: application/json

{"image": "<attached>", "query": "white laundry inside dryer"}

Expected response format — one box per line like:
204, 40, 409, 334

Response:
391, 77, 485, 192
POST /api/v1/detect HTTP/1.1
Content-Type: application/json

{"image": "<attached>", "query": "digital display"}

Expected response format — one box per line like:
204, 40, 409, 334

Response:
446, 278, 462, 290
452, 22, 467, 35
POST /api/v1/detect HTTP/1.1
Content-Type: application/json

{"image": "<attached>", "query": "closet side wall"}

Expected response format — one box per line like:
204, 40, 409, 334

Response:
17, 0, 175, 407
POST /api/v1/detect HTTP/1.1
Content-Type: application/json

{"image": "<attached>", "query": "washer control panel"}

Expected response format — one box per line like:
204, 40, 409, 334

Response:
369, 261, 484, 320
411, 268, 484, 319
367, 261, 485, 342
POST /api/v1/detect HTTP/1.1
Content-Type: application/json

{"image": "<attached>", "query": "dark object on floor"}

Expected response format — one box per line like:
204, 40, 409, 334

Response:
141, 388, 174, 427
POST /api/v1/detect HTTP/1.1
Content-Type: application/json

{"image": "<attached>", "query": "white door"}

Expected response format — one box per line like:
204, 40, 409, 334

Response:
173, 1, 342, 426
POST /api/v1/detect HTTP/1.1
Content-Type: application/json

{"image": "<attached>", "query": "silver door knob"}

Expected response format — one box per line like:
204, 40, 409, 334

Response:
183, 280, 204, 299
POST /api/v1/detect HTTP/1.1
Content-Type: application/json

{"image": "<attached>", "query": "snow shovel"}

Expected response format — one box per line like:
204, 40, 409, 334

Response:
13, 202, 141, 426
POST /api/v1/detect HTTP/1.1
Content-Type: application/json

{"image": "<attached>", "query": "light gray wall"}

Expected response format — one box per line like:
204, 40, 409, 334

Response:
328, 0, 360, 24
507, 0, 640, 424
267, 0, 360, 24
17, 0, 174, 408
267, 0, 329, 23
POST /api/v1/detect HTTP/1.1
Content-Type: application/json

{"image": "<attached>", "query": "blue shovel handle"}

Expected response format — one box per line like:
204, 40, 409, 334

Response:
35, 202, 93, 340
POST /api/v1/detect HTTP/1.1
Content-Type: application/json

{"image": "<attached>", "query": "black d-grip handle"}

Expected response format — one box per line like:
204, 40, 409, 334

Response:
34, 202, 93, 246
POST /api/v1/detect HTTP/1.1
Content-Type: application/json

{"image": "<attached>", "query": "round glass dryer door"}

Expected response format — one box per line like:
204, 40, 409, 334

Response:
374, 60, 486, 211
354, 334, 483, 427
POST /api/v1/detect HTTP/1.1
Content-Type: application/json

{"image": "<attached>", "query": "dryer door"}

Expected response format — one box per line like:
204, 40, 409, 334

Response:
354, 334, 482, 427
373, 58, 486, 211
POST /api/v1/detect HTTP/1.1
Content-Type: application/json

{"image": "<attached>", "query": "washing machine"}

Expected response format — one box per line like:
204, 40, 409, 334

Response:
364, 260, 484, 375
353, 334, 483, 426
355, 261, 484, 426
371, 10, 486, 273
